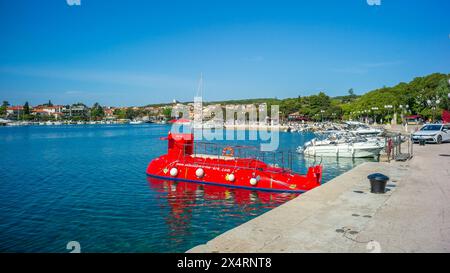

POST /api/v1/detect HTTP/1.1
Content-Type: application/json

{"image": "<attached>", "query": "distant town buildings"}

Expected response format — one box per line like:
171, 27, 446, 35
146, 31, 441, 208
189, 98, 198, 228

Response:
2, 100, 276, 124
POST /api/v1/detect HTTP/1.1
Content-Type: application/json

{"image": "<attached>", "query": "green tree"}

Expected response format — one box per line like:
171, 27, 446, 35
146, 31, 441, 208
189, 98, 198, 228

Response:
436, 78, 450, 110
348, 88, 355, 96
113, 108, 137, 120
23, 102, 30, 115
0, 101, 9, 116
73, 102, 87, 107
21, 101, 33, 120
162, 107, 172, 119
343, 73, 450, 121
90, 102, 105, 120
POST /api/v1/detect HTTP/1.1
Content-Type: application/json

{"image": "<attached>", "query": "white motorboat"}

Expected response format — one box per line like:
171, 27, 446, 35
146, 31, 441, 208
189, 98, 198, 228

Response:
345, 122, 383, 137
298, 133, 384, 158
8, 122, 22, 126
350, 127, 383, 137
299, 140, 383, 158
130, 120, 144, 125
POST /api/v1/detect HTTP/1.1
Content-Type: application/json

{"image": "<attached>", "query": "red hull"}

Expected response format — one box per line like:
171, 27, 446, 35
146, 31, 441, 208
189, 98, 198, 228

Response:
146, 132, 322, 193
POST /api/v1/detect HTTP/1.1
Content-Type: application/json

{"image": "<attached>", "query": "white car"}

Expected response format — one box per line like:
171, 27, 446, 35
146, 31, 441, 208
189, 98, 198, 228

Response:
411, 124, 450, 144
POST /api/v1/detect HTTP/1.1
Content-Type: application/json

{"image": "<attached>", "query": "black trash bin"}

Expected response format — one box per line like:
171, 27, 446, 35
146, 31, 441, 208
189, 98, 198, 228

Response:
367, 173, 390, 194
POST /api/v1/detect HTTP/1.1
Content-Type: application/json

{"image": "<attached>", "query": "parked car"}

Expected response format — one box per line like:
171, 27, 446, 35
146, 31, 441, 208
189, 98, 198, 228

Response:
411, 124, 450, 144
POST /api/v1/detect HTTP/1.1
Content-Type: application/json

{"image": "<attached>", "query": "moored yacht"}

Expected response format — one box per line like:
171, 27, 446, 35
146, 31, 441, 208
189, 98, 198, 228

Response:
297, 132, 384, 158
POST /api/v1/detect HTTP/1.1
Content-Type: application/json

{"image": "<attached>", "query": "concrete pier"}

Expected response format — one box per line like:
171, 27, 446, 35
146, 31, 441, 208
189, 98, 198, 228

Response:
189, 143, 450, 253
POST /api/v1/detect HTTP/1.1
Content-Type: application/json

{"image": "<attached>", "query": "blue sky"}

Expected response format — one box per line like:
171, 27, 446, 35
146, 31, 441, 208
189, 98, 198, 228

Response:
0, 0, 449, 106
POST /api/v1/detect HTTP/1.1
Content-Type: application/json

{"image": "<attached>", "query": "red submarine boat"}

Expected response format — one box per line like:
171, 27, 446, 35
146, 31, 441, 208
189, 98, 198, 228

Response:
146, 130, 323, 193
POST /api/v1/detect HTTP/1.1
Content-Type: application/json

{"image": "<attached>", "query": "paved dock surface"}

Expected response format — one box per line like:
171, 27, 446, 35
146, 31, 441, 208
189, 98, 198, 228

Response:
188, 143, 450, 253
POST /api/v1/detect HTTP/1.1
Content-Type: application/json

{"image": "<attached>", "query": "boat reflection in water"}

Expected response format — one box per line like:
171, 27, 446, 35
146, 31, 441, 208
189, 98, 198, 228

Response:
146, 176, 299, 246
299, 155, 376, 177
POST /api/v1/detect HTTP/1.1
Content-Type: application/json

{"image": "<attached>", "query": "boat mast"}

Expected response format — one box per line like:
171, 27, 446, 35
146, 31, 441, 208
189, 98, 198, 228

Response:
195, 73, 204, 124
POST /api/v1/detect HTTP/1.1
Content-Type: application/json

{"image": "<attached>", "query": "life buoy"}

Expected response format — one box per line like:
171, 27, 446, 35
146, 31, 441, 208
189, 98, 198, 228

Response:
222, 147, 234, 157
195, 168, 205, 178
170, 167, 178, 177
226, 173, 235, 182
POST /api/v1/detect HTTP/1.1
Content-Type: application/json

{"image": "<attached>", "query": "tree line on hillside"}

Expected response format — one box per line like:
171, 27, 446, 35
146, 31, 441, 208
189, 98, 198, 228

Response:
340, 73, 450, 122
206, 73, 450, 122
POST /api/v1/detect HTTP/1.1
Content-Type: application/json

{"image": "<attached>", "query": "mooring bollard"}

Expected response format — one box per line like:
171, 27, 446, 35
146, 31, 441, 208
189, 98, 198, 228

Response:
367, 173, 390, 194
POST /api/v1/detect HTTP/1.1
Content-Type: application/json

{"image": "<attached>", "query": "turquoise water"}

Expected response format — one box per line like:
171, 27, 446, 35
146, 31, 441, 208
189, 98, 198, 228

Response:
0, 125, 373, 253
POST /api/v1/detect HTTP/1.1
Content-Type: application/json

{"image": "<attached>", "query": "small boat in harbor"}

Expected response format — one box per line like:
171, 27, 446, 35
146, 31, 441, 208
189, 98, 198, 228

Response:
146, 123, 323, 193
0, 118, 11, 126
346, 123, 383, 138
297, 132, 384, 158
299, 140, 384, 158
130, 120, 144, 125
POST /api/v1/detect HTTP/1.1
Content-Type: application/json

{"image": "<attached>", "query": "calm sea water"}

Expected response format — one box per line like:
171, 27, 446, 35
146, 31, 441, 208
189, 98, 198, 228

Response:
0, 125, 373, 253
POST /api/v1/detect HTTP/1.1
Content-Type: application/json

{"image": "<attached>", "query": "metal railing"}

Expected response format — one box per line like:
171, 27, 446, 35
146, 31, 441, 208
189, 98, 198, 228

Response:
178, 141, 299, 172
384, 133, 413, 162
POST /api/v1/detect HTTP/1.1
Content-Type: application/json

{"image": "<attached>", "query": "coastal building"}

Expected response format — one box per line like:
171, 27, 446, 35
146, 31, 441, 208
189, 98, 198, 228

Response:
288, 112, 309, 122
405, 115, 423, 125
187, 103, 195, 120
104, 107, 116, 119
144, 106, 160, 115
32, 105, 64, 119
6, 106, 24, 119
172, 103, 191, 119
202, 104, 222, 120
61, 104, 89, 118
222, 104, 259, 125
